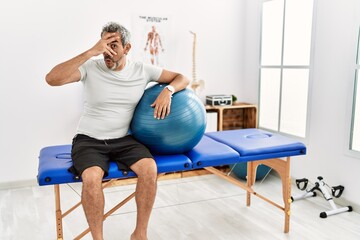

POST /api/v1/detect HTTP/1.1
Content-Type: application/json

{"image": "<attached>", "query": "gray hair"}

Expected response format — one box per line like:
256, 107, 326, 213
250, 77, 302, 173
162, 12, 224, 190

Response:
101, 22, 131, 47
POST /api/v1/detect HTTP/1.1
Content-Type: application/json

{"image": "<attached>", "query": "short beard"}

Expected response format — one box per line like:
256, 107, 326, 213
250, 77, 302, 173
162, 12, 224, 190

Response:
110, 61, 119, 70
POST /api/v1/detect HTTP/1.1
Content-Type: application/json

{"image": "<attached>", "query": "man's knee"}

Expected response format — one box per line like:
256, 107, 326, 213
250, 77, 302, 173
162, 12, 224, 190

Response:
81, 166, 104, 189
131, 158, 158, 180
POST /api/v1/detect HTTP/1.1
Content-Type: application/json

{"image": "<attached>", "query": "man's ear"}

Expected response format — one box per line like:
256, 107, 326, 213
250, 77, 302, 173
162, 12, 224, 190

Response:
125, 43, 131, 54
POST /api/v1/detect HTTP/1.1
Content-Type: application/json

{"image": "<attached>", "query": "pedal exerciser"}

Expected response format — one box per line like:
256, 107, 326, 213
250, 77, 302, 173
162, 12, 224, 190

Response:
291, 176, 352, 218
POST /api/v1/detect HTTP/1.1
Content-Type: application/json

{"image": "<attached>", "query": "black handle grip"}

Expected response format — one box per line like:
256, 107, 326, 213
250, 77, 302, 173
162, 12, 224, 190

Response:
296, 178, 308, 190
332, 185, 344, 198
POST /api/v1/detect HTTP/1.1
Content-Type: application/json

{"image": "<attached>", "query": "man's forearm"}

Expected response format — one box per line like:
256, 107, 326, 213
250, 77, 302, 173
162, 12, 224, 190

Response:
45, 50, 93, 86
169, 74, 190, 93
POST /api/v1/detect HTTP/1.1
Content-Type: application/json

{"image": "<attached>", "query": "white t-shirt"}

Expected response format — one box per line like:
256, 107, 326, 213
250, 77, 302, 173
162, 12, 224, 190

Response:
77, 59, 162, 140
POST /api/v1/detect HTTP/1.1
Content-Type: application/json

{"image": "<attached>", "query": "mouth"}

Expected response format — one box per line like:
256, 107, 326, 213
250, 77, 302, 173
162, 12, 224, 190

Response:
104, 58, 113, 64
104, 57, 118, 70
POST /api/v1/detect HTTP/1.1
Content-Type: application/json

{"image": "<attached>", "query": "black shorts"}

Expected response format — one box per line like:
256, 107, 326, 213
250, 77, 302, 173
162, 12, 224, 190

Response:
70, 134, 154, 178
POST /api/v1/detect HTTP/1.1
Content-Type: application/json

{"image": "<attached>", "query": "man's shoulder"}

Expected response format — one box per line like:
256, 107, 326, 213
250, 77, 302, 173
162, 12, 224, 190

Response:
128, 60, 162, 73
83, 58, 104, 68
128, 59, 146, 69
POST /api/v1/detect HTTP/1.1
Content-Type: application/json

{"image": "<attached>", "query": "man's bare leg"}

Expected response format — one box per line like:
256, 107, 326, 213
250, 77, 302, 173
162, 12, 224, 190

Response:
81, 166, 105, 240
130, 158, 158, 240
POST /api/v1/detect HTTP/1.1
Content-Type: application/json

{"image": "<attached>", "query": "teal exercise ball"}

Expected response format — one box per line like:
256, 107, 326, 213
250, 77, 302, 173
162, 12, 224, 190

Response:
230, 163, 271, 181
131, 84, 206, 154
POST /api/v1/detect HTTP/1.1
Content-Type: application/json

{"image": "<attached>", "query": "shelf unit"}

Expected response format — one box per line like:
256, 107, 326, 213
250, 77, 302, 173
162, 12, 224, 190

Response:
205, 102, 258, 131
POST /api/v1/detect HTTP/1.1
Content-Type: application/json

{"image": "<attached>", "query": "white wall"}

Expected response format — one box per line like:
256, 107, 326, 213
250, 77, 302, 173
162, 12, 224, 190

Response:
0, 0, 245, 186
243, 0, 360, 207
3, 0, 360, 210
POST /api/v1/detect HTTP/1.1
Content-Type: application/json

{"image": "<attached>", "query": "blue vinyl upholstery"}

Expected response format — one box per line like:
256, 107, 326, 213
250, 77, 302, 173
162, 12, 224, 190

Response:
38, 129, 306, 186
205, 129, 306, 161
38, 145, 192, 186
185, 135, 240, 168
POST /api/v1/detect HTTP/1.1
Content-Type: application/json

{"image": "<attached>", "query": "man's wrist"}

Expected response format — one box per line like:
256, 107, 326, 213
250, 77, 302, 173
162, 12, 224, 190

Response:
165, 85, 175, 95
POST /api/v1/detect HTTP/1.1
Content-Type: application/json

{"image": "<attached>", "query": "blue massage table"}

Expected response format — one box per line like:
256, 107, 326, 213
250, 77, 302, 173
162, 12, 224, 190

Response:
37, 128, 306, 239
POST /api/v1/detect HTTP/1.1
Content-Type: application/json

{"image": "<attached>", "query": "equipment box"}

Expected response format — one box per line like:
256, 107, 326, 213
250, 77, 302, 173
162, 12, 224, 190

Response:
206, 95, 232, 106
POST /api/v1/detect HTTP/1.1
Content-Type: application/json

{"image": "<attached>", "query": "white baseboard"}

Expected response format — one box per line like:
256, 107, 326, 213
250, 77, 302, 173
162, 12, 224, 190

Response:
0, 179, 38, 190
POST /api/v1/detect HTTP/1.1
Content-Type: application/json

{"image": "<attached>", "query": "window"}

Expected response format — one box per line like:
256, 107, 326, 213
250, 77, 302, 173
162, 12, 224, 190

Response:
350, 27, 360, 152
259, 0, 314, 138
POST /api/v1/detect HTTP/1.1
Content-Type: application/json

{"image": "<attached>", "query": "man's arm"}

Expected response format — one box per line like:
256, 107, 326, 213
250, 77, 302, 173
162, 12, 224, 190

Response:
151, 70, 190, 119
45, 33, 120, 86
45, 51, 91, 86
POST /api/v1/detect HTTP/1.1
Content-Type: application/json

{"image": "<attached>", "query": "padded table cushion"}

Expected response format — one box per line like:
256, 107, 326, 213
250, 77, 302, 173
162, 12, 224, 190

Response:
185, 135, 240, 168
38, 129, 306, 186
38, 145, 192, 186
205, 128, 306, 161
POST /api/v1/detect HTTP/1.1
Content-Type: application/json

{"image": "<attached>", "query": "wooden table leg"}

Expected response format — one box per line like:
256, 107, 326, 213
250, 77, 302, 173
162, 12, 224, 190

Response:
246, 161, 256, 206
54, 185, 63, 240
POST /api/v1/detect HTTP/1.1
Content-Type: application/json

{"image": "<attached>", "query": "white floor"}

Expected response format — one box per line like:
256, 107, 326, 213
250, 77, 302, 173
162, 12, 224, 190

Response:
1, 173, 360, 240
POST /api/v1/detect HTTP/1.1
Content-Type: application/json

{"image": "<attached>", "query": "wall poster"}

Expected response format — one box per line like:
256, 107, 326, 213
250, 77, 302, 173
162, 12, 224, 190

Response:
131, 15, 171, 67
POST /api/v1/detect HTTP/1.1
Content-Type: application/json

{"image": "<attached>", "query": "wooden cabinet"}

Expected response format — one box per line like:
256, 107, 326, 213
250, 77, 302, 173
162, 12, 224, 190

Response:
205, 102, 257, 131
